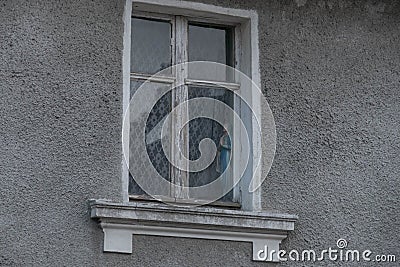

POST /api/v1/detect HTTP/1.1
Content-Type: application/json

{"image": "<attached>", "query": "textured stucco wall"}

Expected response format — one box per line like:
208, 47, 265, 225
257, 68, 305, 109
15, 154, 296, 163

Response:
0, 0, 399, 266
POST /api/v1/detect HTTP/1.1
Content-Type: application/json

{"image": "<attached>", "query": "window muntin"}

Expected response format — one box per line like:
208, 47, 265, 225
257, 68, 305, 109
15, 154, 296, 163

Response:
129, 13, 240, 205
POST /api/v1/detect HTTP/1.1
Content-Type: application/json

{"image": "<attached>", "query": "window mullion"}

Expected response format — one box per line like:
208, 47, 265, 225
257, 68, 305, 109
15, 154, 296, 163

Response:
171, 16, 189, 200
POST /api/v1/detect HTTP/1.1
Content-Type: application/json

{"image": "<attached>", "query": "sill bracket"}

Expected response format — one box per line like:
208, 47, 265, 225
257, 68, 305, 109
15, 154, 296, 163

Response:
89, 199, 297, 262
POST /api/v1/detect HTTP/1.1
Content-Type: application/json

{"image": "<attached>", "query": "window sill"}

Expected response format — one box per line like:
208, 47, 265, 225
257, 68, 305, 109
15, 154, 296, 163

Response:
129, 194, 242, 209
89, 199, 297, 262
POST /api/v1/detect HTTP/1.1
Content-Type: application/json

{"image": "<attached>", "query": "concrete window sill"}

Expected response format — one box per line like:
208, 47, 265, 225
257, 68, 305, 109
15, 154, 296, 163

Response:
89, 199, 297, 262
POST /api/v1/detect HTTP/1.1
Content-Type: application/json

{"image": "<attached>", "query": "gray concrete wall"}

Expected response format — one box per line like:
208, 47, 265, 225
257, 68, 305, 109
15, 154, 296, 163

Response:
0, 0, 398, 266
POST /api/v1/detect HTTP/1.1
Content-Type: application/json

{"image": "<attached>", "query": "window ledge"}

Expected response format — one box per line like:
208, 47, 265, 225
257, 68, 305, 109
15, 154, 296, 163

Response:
89, 199, 297, 262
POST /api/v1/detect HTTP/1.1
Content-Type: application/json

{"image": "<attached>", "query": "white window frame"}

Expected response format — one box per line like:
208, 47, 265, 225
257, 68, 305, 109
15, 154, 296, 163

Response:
91, 0, 297, 262
123, 0, 262, 211
129, 12, 241, 206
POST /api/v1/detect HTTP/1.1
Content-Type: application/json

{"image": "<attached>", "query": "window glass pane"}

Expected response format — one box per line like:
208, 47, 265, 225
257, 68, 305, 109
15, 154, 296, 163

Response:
188, 24, 234, 81
188, 86, 234, 202
131, 17, 172, 74
129, 81, 171, 196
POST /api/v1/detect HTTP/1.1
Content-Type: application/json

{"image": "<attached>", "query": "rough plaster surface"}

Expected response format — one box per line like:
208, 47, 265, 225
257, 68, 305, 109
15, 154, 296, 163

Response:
0, 0, 399, 266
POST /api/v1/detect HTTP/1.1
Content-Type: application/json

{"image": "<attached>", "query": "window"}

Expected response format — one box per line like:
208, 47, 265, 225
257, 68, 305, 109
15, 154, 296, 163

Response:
128, 13, 240, 206
91, 0, 296, 262
120, 1, 267, 211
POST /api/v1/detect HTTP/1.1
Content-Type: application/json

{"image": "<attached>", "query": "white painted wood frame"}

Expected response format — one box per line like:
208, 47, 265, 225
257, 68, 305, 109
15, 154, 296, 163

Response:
124, 0, 262, 211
